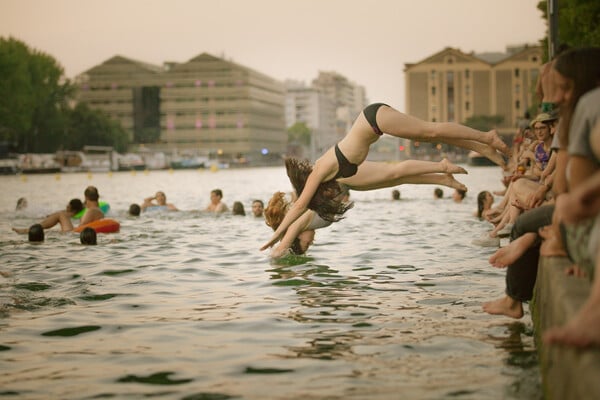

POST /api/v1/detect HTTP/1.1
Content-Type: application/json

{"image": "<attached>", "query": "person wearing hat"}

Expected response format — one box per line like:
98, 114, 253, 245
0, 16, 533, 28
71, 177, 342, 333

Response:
473, 112, 560, 246
522, 112, 559, 180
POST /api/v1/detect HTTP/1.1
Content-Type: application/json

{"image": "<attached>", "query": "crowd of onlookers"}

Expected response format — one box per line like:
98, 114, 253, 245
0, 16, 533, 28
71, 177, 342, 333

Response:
474, 46, 600, 349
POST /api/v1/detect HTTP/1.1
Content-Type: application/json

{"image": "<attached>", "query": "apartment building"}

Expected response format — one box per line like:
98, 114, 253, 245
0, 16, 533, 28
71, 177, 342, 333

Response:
284, 80, 337, 161
405, 45, 543, 136
312, 71, 368, 135
75, 53, 286, 163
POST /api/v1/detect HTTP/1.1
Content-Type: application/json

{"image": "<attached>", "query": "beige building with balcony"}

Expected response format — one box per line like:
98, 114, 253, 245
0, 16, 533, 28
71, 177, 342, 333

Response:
75, 53, 286, 163
404, 45, 543, 138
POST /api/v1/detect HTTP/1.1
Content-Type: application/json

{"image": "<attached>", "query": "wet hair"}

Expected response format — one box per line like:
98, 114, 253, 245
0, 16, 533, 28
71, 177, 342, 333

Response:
264, 192, 289, 230
232, 201, 245, 216
16, 197, 27, 210
284, 157, 353, 222
477, 191, 491, 219
28, 224, 44, 242
129, 203, 141, 216
455, 189, 467, 200
434, 188, 444, 198
84, 186, 99, 202
553, 47, 600, 148
290, 238, 304, 255
252, 199, 264, 207
392, 189, 400, 200
69, 198, 84, 214
211, 189, 223, 198
80, 227, 97, 245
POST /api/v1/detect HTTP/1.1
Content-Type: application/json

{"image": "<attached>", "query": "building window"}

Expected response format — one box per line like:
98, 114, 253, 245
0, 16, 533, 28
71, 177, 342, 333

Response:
465, 84, 470, 96
465, 69, 470, 79
431, 70, 436, 80
515, 68, 520, 77
516, 100, 521, 109
447, 71, 455, 122
431, 86, 436, 96
465, 101, 470, 111
515, 84, 520, 94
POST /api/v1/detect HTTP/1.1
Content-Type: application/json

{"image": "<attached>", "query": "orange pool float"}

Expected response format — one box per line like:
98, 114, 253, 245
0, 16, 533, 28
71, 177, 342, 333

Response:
74, 218, 120, 234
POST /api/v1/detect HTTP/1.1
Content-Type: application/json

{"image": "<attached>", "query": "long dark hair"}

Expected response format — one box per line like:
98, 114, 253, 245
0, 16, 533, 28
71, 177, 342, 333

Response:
477, 191, 490, 219
285, 157, 353, 222
553, 47, 600, 148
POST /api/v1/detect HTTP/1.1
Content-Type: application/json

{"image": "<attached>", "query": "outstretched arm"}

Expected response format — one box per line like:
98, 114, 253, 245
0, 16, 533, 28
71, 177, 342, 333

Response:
270, 210, 314, 258
261, 159, 331, 250
141, 196, 155, 211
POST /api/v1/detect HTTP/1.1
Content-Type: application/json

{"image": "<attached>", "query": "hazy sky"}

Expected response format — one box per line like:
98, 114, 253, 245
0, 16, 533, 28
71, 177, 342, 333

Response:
1, 0, 546, 111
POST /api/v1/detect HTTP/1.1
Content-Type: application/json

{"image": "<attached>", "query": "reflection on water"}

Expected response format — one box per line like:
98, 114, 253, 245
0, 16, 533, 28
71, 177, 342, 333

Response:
0, 167, 541, 399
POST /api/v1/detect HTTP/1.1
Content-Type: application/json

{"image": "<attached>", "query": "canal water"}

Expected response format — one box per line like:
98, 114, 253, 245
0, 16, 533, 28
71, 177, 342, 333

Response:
0, 165, 541, 399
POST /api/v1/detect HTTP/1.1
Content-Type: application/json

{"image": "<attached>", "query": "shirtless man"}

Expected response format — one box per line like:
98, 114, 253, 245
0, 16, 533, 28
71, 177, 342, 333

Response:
205, 189, 228, 213
12, 198, 84, 234
81, 186, 104, 225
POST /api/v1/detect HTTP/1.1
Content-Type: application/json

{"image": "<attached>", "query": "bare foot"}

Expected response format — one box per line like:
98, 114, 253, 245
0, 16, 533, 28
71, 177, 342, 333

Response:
443, 173, 467, 191
482, 295, 524, 318
478, 147, 506, 168
543, 299, 600, 348
487, 130, 511, 155
488, 233, 536, 268
539, 225, 567, 257
12, 227, 28, 234
440, 158, 467, 174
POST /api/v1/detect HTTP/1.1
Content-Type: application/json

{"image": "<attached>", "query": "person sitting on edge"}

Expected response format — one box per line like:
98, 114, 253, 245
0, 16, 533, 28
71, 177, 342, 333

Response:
12, 198, 84, 234
141, 191, 178, 212
28, 223, 44, 242
80, 227, 97, 245
205, 189, 229, 213
129, 203, 141, 216
251, 199, 264, 217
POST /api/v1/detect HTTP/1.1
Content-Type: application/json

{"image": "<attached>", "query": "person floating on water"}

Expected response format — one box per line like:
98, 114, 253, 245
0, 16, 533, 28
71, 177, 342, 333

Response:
261, 102, 509, 251
141, 191, 178, 212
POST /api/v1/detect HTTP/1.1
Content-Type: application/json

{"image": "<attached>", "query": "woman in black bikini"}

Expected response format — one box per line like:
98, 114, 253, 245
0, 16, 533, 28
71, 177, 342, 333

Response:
261, 102, 509, 251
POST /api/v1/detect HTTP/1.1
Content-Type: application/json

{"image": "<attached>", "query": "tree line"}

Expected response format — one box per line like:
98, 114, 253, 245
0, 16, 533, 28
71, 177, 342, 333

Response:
0, 37, 129, 154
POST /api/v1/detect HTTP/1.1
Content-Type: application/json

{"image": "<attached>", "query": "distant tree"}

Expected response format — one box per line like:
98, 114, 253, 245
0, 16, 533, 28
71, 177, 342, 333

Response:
287, 122, 311, 146
64, 103, 129, 153
0, 37, 73, 152
463, 115, 504, 132
537, 0, 600, 61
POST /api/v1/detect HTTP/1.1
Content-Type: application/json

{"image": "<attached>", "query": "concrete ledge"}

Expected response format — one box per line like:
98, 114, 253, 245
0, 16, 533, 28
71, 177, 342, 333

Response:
532, 256, 600, 400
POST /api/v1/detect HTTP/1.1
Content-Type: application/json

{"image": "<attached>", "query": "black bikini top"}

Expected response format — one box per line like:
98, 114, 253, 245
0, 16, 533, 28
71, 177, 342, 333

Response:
332, 144, 358, 180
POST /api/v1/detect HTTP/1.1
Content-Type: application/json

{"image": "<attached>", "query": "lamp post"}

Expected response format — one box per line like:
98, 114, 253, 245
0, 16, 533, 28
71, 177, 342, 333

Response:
547, 0, 559, 59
